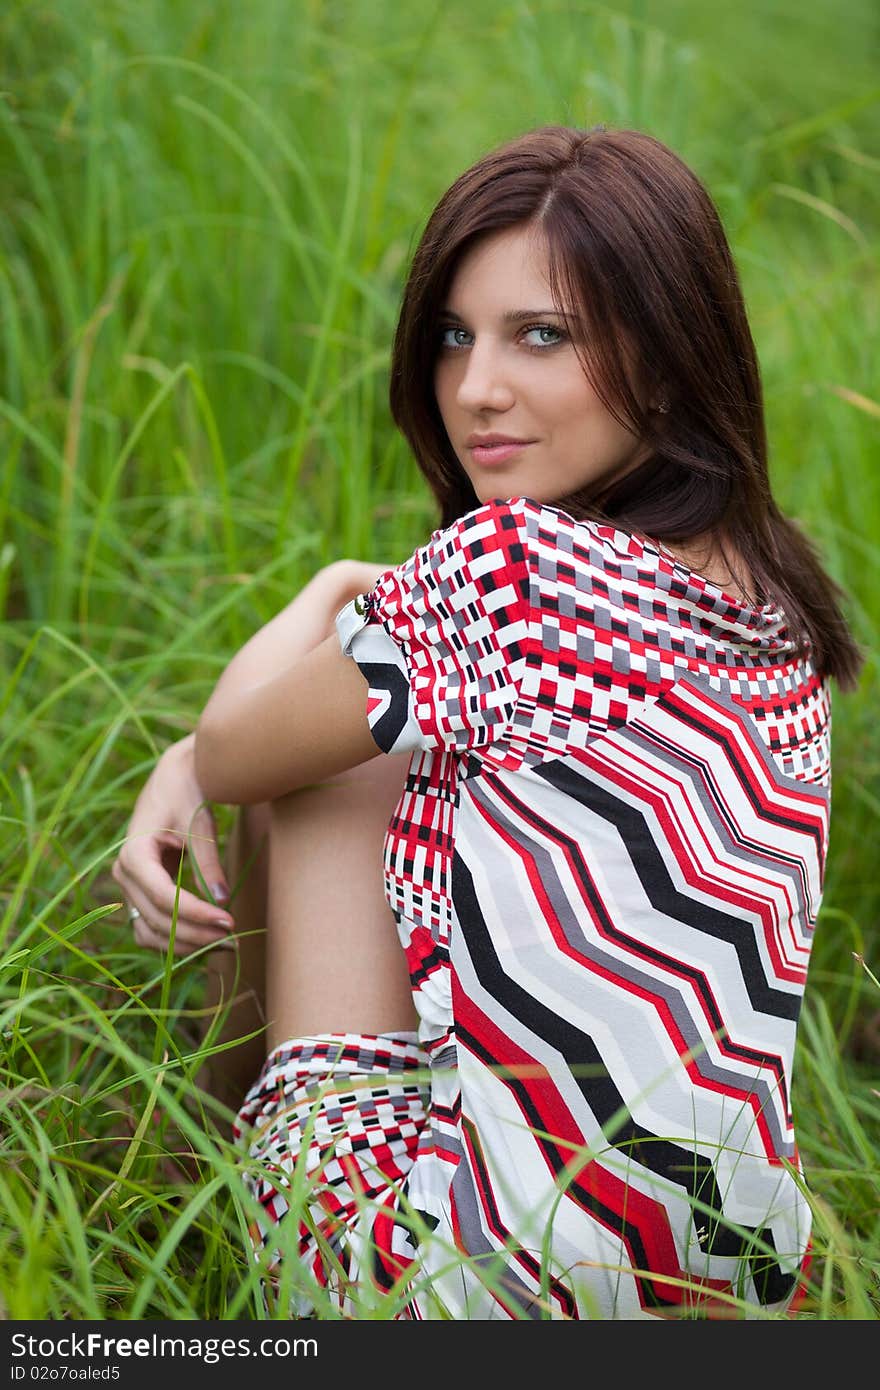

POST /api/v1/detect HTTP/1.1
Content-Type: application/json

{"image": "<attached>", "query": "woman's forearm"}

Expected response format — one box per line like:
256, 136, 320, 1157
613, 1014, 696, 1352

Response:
203, 559, 392, 708
192, 558, 395, 800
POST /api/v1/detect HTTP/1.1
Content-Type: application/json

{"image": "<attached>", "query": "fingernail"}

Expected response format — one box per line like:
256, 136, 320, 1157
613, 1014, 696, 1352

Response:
212, 883, 230, 904
215, 935, 238, 950
213, 917, 234, 931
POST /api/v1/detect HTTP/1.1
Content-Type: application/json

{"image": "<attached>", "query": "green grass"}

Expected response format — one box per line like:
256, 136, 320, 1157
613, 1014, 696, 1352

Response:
1, 0, 878, 1319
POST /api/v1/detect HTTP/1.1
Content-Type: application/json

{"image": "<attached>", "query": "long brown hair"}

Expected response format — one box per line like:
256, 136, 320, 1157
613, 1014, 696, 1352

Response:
388, 123, 863, 690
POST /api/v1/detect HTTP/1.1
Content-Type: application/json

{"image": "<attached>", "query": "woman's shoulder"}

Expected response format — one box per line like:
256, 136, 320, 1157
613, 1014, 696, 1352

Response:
437, 495, 633, 559
464, 496, 657, 585
413, 498, 659, 611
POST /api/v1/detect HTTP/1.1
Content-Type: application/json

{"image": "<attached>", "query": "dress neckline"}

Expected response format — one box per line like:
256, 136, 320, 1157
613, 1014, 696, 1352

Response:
512, 496, 790, 639
636, 532, 772, 617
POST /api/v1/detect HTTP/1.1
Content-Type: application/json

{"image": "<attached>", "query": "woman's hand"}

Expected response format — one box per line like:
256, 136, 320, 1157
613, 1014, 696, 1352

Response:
111, 732, 237, 956
112, 558, 398, 951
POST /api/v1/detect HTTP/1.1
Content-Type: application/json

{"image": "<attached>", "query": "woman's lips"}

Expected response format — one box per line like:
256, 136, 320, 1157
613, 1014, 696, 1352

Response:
469, 441, 533, 465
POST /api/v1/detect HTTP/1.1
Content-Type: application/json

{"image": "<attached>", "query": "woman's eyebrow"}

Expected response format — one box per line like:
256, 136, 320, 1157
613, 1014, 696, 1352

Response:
439, 307, 574, 323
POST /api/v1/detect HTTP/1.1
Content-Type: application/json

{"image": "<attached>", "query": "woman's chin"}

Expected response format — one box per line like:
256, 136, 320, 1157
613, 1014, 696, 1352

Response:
469, 475, 535, 504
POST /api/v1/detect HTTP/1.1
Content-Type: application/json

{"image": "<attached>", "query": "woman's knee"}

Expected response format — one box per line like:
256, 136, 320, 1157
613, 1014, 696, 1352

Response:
268, 754, 409, 823
226, 801, 271, 892
241, 800, 271, 845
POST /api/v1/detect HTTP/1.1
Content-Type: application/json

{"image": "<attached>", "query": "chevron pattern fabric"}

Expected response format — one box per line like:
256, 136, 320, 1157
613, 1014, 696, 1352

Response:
236, 496, 830, 1319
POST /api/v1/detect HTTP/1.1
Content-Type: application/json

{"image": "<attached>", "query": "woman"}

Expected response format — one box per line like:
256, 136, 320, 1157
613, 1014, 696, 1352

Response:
111, 124, 863, 1319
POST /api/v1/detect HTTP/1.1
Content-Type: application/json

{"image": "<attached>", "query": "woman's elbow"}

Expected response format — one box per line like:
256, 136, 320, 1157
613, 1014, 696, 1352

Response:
193, 715, 235, 804
194, 711, 297, 805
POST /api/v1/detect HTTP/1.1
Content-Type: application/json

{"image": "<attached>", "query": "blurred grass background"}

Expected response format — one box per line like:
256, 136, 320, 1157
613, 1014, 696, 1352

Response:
1, 0, 878, 1318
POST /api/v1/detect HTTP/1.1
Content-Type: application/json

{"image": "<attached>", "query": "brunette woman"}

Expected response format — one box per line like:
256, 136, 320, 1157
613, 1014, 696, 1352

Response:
112, 124, 862, 1319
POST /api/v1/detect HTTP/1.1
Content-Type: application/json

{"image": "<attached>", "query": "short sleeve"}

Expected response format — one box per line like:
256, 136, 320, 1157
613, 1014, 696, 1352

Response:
335, 498, 532, 755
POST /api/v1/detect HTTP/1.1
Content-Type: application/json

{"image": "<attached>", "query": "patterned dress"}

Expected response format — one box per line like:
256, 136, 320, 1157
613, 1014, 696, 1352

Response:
234, 495, 831, 1320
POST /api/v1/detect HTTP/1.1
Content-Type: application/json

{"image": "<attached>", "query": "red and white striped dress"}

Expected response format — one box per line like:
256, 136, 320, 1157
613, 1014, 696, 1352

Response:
234, 495, 830, 1319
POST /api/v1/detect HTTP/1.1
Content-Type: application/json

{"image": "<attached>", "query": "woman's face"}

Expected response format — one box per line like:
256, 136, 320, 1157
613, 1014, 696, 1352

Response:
433, 223, 653, 506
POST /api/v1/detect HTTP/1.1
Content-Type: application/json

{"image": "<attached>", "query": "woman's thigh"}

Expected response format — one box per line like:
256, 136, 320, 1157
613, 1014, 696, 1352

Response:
264, 750, 415, 1048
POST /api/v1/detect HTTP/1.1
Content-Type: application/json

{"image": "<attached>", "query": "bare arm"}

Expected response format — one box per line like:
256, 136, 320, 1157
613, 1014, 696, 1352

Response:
206, 559, 392, 701
194, 559, 392, 805
113, 558, 397, 951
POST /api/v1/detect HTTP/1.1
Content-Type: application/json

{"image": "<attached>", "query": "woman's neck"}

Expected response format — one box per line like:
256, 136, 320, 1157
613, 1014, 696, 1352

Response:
662, 532, 761, 607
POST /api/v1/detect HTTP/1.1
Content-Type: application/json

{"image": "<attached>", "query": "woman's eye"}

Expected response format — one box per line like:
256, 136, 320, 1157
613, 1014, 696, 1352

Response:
438, 324, 565, 350
522, 324, 564, 347
439, 326, 471, 349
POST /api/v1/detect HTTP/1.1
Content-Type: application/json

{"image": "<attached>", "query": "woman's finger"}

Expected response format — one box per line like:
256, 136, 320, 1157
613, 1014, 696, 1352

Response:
114, 898, 235, 959
116, 881, 233, 945
132, 912, 235, 958
121, 881, 236, 953
113, 837, 235, 934
186, 804, 231, 904
129, 902, 236, 953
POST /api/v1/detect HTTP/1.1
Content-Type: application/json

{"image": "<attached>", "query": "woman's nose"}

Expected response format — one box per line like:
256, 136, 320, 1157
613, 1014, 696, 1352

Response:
455, 340, 515, 411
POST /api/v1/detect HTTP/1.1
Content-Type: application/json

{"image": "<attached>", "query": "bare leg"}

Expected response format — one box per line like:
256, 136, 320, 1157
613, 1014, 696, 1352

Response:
197, 560, 415, 1111
200, 754, 413, 1117
265, 752, 415, 1048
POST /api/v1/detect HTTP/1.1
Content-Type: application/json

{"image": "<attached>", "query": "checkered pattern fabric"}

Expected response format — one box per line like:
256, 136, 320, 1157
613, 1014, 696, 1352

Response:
235, 496, 830, 1320
336, 497, 831, 948
336, 498, 531, 755
233, 1032, 430, 1318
